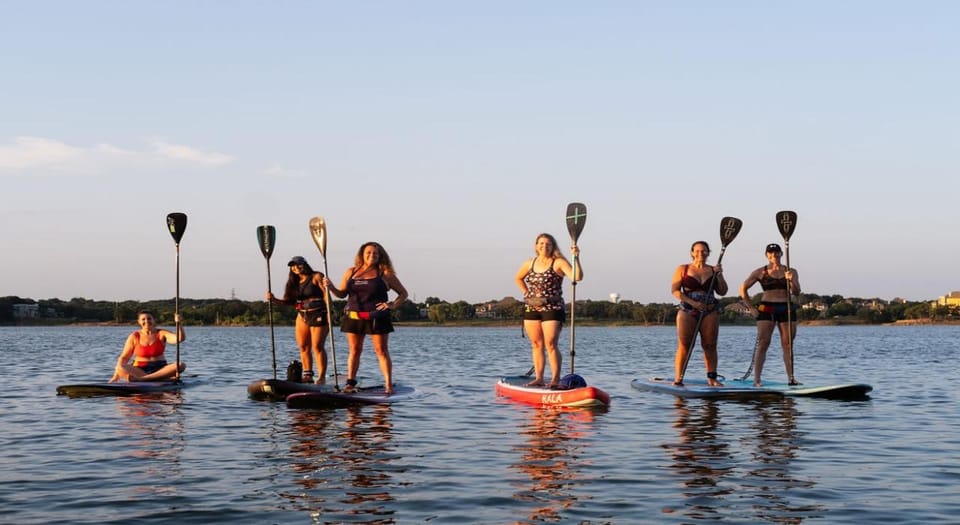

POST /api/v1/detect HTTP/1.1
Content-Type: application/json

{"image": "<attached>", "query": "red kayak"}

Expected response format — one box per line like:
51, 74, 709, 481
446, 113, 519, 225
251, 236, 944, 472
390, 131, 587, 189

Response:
495, 375, 610, 408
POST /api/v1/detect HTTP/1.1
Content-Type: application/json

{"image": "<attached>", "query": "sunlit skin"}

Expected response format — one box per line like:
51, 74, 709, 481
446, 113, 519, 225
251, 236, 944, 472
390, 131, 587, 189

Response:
739, 248, 802, 386
327, 243, 409, 395
514, 234, 582, 388
671, 242, 727, 387
266, 261, 329, 382
109, 312, 185, 382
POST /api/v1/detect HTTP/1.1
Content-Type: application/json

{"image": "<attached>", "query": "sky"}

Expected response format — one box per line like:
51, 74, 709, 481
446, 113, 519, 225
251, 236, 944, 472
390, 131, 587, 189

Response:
2, 2, 958, 305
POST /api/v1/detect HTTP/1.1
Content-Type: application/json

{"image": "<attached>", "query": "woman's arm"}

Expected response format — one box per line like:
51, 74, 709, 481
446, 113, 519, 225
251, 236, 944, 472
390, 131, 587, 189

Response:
786, 268, 801, 296
160, 314, 185, 344
384, 273, 409, 309
712, 264, 728, 295
515, 260, 531, 296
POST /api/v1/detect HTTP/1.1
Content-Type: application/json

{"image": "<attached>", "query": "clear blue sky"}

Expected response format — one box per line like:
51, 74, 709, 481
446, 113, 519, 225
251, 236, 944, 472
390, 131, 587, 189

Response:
2, 2, 957, 304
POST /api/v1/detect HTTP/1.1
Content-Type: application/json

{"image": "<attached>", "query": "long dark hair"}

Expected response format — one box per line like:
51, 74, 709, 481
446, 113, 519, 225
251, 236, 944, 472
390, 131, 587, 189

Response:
282, 260, 319, 302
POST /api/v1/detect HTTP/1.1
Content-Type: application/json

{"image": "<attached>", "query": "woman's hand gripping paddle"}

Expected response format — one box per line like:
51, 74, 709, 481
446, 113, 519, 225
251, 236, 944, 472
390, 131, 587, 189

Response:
309, 216, 340, 391
257, 225, 278, 379
166, 212, 187, 381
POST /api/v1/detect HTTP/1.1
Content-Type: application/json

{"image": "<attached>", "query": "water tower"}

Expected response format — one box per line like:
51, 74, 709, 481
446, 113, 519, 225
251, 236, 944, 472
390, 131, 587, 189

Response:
609, 292, 620, 304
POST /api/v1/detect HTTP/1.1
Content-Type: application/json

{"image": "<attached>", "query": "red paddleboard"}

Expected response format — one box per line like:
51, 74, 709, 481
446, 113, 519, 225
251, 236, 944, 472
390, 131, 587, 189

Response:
495, 375, 610, 408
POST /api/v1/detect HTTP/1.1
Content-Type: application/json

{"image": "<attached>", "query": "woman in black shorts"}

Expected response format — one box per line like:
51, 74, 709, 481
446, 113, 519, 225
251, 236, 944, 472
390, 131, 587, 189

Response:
327, 242, 408, 394
267, 256, 330, 383
739, 243, 802, 386
514, 233, 582, 388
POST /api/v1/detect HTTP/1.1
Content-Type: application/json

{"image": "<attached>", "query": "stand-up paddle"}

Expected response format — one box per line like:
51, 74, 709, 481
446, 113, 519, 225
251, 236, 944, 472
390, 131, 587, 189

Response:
776, 210, 799, 384
257, 225, 278, 380
166, 212, 187, 381
678, 216, 742, 383
309, 216, 340, 392
565, 202, 586, 374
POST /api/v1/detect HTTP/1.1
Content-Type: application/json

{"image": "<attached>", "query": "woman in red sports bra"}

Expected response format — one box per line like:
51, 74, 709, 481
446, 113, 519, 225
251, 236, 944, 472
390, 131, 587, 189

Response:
109, 310, 186, 382
671, 240, 728, 387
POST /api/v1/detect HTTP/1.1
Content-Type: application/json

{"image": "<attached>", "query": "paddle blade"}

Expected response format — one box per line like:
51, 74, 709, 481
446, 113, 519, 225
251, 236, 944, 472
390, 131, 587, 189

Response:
565, 202, 587, 243
719, 216, 742, 247
257, 225, 276, 259
776, 210, 798, 241
309, 216, 327, 257
166, 213, 187, 244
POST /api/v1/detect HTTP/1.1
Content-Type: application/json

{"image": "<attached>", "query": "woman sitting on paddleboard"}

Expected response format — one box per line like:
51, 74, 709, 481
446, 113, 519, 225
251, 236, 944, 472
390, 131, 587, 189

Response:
739, 243, 802, 386
515, 233, 582, 388
326, 242, 408, 395
267, 256, 330, 384
672, 240, 728, 387
109, 310, 185, 382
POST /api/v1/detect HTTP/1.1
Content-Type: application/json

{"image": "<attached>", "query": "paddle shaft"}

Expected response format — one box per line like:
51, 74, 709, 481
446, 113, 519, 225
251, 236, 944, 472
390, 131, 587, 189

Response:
265, 258, 277, 379
784, 239, 794, 375
174, 243, 181, 380
320, 256, 340, 390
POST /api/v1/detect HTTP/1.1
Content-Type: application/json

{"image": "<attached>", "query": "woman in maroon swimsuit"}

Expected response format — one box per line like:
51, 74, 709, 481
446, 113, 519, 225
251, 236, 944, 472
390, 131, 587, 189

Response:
671, 241, 728, 386
109, 310, 185, 382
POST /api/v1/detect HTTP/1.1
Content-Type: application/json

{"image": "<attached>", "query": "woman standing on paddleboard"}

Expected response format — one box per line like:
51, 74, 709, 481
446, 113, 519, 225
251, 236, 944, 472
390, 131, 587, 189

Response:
672, 241, 728, 387
515, 233, 582, 388
326, 242, 408, 395
266, 256, 330, 384
739, 243, 802, 386
109, 311, 185, 382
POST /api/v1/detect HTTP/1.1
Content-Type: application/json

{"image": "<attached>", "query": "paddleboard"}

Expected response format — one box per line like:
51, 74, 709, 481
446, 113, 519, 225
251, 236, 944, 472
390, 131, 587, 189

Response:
285, 384, 417, 408
631, 376, 872, 400
56, 377, 201, 397
495, 375, 610, 408
247, 378, 337, 401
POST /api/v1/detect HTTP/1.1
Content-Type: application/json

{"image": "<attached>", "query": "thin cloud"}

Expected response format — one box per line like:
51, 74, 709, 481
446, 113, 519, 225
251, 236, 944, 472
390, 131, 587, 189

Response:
0, 136, 84, 169
264, 162, 307, 178
0, 136, 234, 175
150, 140, 234, 166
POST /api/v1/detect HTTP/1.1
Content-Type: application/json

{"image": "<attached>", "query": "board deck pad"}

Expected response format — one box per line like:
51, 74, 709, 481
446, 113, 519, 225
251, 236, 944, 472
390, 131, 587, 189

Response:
56, 377, 202, 397
631, 376, 872, 400
285, 384, 418, 408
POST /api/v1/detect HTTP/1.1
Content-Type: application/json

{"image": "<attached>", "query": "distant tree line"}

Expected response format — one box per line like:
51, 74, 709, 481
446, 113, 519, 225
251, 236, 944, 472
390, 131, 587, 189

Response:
0, 292, 952, 326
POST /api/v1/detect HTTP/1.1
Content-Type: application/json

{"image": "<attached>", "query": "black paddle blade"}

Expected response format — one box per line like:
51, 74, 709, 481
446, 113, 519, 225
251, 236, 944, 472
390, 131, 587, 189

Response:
719, 216, 742, 247
565, 202, 587, 243
166, 213, 187, 244
257, 225, 276, 259
309, 216, 327, 258
776, 210, 798, 241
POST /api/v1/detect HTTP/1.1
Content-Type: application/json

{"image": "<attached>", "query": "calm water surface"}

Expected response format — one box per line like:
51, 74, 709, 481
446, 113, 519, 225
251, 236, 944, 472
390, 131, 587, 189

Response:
1, 325, 957, 524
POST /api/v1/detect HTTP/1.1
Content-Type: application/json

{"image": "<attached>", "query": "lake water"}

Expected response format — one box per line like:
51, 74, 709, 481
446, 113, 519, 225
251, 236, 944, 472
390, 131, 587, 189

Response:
1, 325, 957, 524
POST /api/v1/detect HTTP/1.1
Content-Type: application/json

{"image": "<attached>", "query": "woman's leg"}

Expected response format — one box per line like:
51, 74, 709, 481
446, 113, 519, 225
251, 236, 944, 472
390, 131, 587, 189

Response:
699, 312, 723, 386
673, 312, 697, 385
779, 320, 799, 383
540, 320, 563, 386
753, 320, 775, 386
371, 333, 393, 394
345, 332, 365, 386
523, 320, 546, 386
295, 315, 313, 381
310, 325, 329, 382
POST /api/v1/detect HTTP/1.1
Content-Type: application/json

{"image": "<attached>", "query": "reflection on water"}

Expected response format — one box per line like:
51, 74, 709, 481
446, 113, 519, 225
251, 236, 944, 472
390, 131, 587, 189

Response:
662, 398, 825, 523
510, 409, 597, 523
741, 399, 825, 523
286, 405, 400, 524
113, 392, 186, 496
662, 398, 736, 521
